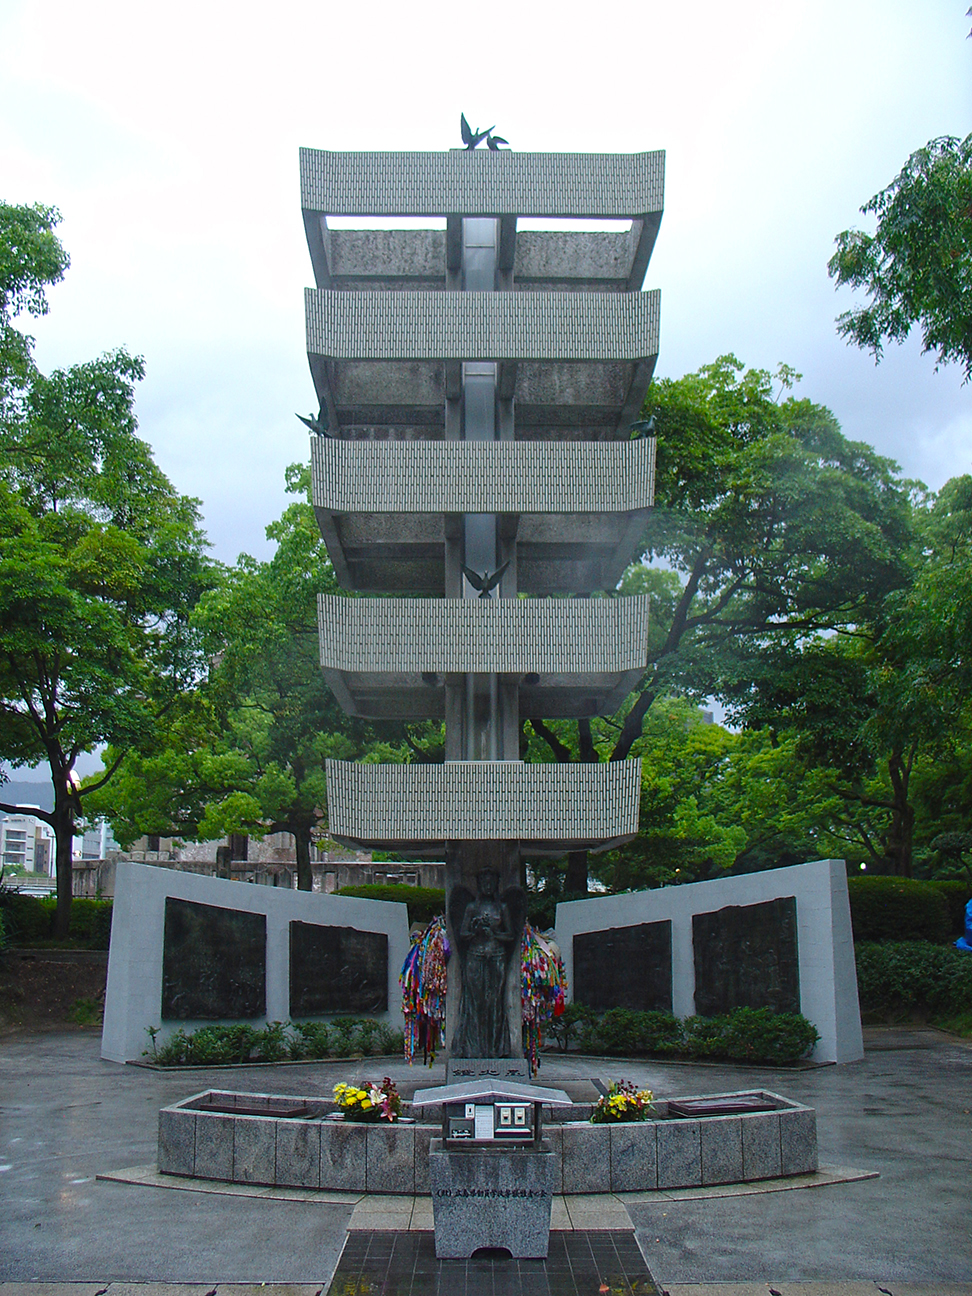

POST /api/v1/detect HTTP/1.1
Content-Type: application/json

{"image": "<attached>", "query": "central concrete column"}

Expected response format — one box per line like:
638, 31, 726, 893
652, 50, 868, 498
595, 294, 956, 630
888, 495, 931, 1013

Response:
443, 218, 524, 1069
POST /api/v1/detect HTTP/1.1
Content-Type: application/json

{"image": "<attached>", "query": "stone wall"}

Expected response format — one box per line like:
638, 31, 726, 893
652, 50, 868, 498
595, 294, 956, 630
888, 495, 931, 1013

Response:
555, 858, 863, 1064
101, 862, 411, 1063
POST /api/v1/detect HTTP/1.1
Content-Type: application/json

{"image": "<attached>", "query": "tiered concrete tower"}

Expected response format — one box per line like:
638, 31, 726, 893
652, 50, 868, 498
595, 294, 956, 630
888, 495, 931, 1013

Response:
301, 145, 663, 1062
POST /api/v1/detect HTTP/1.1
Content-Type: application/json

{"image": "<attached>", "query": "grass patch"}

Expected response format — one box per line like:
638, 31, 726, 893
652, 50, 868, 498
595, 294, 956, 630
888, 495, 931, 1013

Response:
931, 1012, 972, 1038
71, 997, 103, 1026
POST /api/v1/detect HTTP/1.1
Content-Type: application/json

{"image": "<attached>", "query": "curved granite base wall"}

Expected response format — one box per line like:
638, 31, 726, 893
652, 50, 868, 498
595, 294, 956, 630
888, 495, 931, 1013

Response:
158, 1088, 817, 1194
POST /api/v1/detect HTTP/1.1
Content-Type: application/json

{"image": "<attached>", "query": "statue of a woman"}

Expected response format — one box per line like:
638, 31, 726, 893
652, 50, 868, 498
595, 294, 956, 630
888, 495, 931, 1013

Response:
449, 870, 524, 1058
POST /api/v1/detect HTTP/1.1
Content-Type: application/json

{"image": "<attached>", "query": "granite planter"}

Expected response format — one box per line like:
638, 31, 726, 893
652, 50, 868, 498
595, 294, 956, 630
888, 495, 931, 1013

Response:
157, 1086, 817, 1194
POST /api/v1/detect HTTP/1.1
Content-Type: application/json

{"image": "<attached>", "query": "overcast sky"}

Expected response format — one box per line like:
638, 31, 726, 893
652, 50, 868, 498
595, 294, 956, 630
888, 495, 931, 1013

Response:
2, 0, 970, 573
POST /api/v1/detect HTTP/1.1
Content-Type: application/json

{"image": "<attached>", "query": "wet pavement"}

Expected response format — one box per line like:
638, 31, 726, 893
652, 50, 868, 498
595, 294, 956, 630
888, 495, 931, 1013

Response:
0, 1028, 970, 1289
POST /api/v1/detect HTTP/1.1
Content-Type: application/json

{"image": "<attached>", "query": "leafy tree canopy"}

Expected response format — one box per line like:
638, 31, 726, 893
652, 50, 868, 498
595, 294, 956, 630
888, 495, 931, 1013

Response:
828, 134, 972, 379
0, 200, 211, 935
606, 356, 915, 758
0, 201, 70, 402
719, 474, 972, 877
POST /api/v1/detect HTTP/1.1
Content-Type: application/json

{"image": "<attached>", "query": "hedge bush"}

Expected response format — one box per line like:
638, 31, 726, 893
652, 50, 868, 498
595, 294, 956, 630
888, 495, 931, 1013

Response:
929, 881, 971, 939
0, 893, 113, 948
846, 876, 950, 944
564, 1005, 819, 1064
145, 1017, 405, 1066
0, 892, 54, 942
67, 899, 113, 948
855, 941, 972, 1021
685, 1008, 821, 1065
334, 884, 445, 926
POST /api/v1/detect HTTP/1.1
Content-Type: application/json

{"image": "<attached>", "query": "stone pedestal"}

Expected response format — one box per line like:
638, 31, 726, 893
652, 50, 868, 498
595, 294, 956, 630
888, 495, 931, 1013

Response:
429, 1139, 556, 1259
446, 1057, 530, 1083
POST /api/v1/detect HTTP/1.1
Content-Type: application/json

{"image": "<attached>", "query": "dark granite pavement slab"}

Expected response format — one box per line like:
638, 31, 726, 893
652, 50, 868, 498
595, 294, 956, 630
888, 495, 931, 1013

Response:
325, 1229, 659, 1295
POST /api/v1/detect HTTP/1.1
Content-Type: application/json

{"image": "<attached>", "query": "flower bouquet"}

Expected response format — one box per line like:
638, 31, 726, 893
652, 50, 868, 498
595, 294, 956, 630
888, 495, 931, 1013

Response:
333, 1077, 403, 1123
590, 1079, 654, 1124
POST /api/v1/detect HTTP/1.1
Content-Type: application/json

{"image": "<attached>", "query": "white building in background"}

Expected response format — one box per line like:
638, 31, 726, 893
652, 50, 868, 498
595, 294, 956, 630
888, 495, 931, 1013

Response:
0, 812, 55, 875
81, 818, 119, 860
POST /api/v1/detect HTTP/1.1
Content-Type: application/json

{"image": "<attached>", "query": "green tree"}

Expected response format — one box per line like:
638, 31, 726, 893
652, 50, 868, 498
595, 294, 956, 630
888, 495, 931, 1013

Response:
528, 356, 916, 890
89, 465, 410, 889
0, 201, 69, 415
724, 475, 972, 876
0, 202, 210, 936
828, 134, 972, 379
524, 699, 846, 910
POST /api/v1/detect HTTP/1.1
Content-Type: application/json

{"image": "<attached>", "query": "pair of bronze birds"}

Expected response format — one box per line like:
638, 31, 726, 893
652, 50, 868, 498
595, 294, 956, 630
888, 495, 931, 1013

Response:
460, 114, 508, 151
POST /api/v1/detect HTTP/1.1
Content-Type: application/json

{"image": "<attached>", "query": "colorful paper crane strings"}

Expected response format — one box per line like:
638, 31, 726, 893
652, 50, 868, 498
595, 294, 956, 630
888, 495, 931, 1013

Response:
399, 915, 566, 1074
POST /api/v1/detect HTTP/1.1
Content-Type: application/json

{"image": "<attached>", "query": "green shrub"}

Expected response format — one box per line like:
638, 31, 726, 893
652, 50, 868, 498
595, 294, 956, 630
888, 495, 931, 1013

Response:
681, 1013, 729, 1057
334, 884, 444, 926
0, 892, 54, 943
290, 1020, 331, 1059
569, 1006, 818, 1064
148, 1024, 260, 1066
934, 1011, 972, 1037
0, 893, 113, 947
549, 1002, 596, 1053
855, 941, 972, 1020
638, 1010, 686, 1055
376, 1022, 405, 1055
847, 876, 950, 944
709, 1007, 820, 1064
68, 899, 113, 948
253, 1021, 289, 1062
580, 1008, 647, 1056
0, 908, 6, 952
329, 1016, 362, 1054
928, 881, 971, 939
581, 1008, 685, 1057
143, 1017, 404, 1066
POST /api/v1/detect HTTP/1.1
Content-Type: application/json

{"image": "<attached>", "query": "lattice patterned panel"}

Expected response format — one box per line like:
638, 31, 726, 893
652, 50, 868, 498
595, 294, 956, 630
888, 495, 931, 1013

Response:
324, 758, 642, 844
317, 595, 649, 674
310, 437, 655, 514
300, 149, 665, 218
305, 289, 660, 362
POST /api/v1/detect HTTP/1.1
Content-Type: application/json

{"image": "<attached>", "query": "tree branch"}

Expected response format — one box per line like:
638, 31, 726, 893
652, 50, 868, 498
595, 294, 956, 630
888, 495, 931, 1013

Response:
0, 800, 56, 829
78, 748, 128, 798
528, 717, 573, 764
611, 547, 713, 762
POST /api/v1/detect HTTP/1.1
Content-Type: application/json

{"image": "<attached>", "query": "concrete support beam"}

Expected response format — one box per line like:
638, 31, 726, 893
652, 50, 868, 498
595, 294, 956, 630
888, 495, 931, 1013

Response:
626, 213, 663, 291
302, 212, 332, 289
446, 215, 463, 289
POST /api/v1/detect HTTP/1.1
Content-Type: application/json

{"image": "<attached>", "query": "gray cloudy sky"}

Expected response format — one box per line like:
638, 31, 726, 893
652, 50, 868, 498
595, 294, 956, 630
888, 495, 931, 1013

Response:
2, 0, 970, 567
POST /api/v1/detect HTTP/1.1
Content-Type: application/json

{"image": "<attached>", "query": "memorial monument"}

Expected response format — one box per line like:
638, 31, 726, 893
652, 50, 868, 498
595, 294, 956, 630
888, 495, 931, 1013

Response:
143, 129, 829, 1266
302, 123, 662, 1075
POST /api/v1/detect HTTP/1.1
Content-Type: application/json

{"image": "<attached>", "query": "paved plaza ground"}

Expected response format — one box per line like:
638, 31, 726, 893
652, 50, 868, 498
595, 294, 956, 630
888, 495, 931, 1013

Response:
0, 1026, 970, 1294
